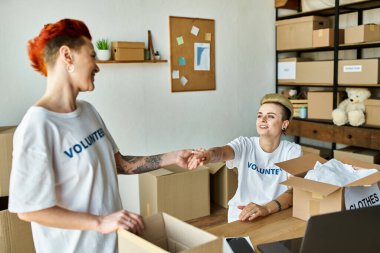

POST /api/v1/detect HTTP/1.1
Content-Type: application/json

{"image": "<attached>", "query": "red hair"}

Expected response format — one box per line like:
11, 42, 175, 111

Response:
28, 19, 92, 76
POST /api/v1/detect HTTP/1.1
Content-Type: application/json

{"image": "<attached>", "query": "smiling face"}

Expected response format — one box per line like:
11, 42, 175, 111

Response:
69, 37, 99, 92
256, 103, 289, 138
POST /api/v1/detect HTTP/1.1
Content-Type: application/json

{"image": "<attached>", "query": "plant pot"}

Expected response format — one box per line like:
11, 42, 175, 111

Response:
97, 49, 111, 61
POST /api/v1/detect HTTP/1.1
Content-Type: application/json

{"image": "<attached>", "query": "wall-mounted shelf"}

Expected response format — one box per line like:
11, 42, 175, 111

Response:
96, 60, 168, 64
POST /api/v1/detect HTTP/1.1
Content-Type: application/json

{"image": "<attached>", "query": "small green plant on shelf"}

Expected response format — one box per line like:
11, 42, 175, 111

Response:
95, 38, 110, 50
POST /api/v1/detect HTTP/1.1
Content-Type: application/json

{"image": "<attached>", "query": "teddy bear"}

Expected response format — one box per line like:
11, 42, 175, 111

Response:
332, 88, 371, 126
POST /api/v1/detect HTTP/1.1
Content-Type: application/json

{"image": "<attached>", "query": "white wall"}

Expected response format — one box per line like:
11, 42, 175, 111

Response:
0, 0, 275, 212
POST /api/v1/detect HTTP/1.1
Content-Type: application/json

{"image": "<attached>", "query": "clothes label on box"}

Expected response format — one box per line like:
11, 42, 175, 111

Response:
345, 184, 380, 210
343, 65, 362, 73
278, 62, 296, 80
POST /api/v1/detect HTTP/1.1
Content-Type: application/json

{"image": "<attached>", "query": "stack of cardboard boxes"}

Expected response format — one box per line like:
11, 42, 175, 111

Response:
0, 126, 35, 253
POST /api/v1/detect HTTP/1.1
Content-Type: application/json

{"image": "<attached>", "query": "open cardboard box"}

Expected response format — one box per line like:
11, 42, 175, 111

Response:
139, 165, 210, 221
276, 154, 380, 221
205, 163, 237, 208
118, 212, 222, 253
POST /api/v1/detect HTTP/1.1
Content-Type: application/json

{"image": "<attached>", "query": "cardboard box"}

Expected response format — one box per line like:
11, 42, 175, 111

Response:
339, 59, 380, 85
344, 24, 380, 44
0, 126, 16, 197
334, 146, 380, 164
111, 41, 145, 61
277, 154, 380, 221
313, 28, 344, 47
206, 163, 237, 208
301, 145, 333, 159
276, 16, 330, 50
365, 99, 380, 126
0, 210, 35, 253
278, 58, 310, 83
296, 61, 333, 85
307, 91, 343, 120
139, 165, 210, 221
118, 212, 222, 253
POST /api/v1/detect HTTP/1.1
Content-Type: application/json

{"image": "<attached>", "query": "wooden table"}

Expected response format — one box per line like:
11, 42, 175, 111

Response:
206, 208, 306, 252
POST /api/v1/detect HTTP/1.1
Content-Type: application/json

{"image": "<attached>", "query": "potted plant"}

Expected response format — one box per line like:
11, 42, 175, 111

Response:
95, 38, 111, 61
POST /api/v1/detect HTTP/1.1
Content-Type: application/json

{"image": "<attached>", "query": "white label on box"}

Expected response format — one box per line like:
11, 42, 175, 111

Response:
343, 65, 362, 73
345, 184, 380, 210
278, 62, 296, 80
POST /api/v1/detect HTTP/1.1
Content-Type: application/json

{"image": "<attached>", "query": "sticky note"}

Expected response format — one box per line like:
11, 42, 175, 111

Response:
177, 36, 184, 45
179, 56, 186, 66
191, 26, 200, 36
205, 33, 212, 41
180, 76, 188, 86
172, 70, 179, 79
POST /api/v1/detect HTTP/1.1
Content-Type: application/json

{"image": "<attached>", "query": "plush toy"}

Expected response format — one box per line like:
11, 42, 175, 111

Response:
332, 88, 371, 126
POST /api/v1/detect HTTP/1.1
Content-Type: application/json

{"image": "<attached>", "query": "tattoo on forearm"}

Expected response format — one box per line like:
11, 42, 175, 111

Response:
132, 155, 163, 174
123, 155, 141, 163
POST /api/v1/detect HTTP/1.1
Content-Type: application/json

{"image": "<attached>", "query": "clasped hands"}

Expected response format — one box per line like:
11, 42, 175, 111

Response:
178, 148, 209, 170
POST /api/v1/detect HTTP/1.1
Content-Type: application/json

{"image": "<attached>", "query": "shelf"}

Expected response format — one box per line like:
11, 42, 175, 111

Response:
96, 60, 168, 64
278, 83, 380, 88
276, 0, 380, 20
291, 118, 380, 129
277, 41, 380, 53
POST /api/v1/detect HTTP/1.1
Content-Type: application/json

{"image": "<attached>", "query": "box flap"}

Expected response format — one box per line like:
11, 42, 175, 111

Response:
163, 213, 221, 251
338, 157, 380, 171
282, 177, 341, 197
148, 168, 174, 177
346, 171, 380, 187
276, 154, 327, 177
206, 163, 226, 174
111, 41, 145, 49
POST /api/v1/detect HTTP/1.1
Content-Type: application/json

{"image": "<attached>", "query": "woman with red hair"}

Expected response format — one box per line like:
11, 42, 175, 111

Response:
9, 19, 195, 253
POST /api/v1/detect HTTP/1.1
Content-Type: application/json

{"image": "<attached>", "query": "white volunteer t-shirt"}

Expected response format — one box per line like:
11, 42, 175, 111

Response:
9, 100, 122, 253
226, 136, 302, 222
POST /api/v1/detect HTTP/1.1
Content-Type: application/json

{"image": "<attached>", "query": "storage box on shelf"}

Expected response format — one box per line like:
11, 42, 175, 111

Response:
308, 91, 344, 120
313, 28, 344, 47
344, 24, 380, 44
276, 16, 330, 50
111, 41, 145, 61
365, 99, 380, 126
338, 59, 380, 85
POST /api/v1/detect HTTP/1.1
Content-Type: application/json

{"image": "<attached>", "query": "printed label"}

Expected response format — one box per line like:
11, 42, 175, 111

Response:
343, 65, 362, 73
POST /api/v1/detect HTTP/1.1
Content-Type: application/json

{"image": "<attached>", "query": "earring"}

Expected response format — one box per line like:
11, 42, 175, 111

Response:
281, 128, 287, 136
67, 64, 75, 73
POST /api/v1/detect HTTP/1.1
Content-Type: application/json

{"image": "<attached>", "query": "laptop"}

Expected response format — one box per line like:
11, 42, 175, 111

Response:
257, 205, 380, 253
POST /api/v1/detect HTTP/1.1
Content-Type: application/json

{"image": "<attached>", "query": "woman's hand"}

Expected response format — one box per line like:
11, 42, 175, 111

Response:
238, 202, 270, 221
97, 210, 144, 235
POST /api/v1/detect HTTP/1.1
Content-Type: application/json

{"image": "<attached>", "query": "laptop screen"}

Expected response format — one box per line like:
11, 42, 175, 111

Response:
258, 205, 380, 253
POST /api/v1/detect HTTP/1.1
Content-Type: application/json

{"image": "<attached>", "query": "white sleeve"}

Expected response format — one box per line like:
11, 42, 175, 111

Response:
287, 143, 303, 160
9, 126, 56, 213
226, 136, 247, 169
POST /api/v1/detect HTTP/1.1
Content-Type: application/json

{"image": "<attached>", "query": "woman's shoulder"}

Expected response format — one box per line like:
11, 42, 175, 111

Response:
281, 140, 301, 151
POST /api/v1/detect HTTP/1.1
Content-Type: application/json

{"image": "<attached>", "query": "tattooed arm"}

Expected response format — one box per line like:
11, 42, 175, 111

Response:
188, 145, 235, 169
114, 150, 194, 174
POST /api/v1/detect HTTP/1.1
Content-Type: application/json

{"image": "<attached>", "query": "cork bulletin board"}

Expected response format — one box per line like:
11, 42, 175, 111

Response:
169, 16, 215, 92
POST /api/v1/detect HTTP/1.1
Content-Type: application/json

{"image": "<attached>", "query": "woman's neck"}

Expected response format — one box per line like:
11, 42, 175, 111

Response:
35, 75, 78, 113
259, 136, 281, 153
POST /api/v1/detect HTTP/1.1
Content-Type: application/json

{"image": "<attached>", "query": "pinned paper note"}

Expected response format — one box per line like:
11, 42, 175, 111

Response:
176, 36, 184, 45
180, 76, 188, 86
179, 56, 186, 66
172, 70, 179, 79
194, 43, 210, 71
191, 26, 200, 36
205, 33, 212, 41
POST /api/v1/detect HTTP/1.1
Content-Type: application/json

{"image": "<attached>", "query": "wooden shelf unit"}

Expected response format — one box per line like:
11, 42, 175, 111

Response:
276, 0, 380, 150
